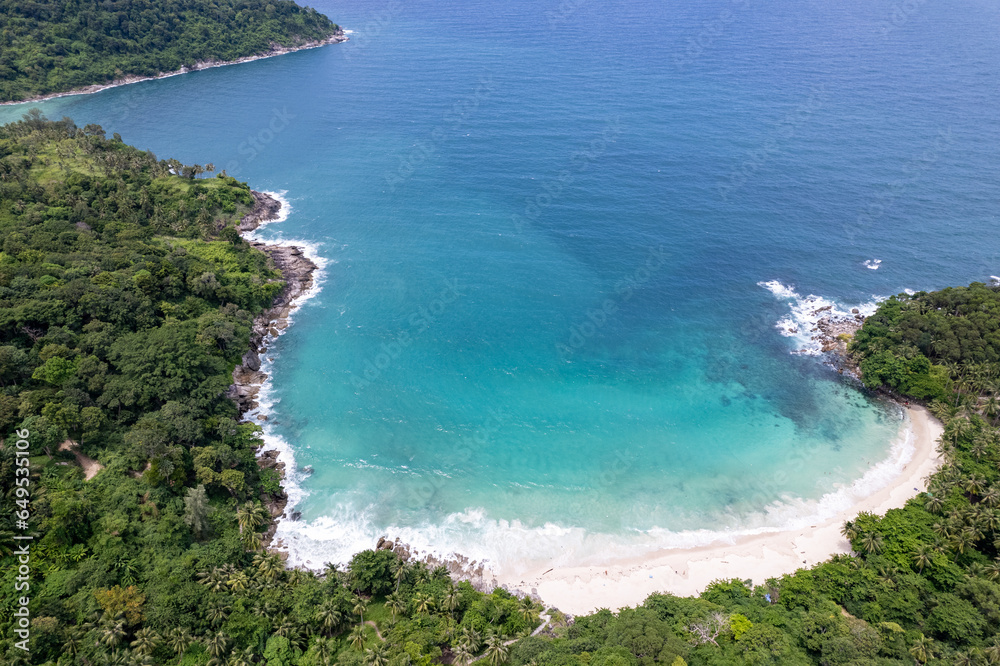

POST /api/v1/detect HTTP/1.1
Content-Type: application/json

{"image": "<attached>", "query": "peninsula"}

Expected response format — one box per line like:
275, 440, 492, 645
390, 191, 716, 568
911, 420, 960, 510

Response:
0, 0, 346, 103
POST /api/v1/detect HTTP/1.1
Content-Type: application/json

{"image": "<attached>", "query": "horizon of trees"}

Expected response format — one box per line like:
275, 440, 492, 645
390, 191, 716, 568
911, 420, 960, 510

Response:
0, 0, 341, 102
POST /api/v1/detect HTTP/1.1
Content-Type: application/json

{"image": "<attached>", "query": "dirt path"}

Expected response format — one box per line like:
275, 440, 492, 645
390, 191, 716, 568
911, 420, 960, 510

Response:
364, 621, 384, 641
59, 440, 103, 480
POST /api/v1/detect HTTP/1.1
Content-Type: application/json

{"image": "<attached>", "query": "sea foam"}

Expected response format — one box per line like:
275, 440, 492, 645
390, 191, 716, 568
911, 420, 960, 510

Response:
758, 280, 881, 356
268, 406, 914, 577
241, 191, 331, 515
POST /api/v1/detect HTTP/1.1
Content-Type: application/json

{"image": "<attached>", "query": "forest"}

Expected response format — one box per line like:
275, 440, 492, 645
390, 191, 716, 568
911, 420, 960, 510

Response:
0, 0, 341, 102
1, 116, 1000, 665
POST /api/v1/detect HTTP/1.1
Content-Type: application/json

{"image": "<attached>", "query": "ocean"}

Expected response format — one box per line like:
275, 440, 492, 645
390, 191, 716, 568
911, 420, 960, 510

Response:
5, 0, 998, 574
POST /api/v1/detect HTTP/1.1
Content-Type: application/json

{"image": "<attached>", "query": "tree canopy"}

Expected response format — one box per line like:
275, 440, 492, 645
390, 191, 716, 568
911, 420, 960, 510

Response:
0, 0, 341, 102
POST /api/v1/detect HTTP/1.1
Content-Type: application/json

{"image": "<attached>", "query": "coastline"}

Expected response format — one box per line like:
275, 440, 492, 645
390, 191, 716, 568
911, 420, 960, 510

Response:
246, 265, 946, 611
227, 190, 320, 536
498, 404, 943, 614
0, 31, 347, 107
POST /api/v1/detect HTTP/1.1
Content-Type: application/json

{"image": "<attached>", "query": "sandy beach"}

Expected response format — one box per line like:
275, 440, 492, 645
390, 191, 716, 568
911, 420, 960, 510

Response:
500, 405, 943, 614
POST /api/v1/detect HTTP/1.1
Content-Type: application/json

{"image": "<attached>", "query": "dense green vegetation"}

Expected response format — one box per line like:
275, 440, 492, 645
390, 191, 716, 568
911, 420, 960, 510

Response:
3, 117, 1000, 665
0, 116, 542, 665
0, 0, 341, 102
852, 283, 1000, 402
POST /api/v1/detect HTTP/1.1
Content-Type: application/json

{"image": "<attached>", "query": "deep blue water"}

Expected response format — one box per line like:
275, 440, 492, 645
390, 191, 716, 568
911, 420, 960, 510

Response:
5, 0, 999, 571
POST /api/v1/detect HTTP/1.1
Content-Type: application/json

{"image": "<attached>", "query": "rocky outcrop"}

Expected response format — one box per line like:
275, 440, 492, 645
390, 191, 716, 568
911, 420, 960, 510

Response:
226, 192, 317, 414
225, 191, 316, 550
811, 306, 866, 372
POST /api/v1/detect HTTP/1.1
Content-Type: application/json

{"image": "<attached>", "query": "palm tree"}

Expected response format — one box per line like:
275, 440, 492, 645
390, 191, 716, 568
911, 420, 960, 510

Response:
365, 643, 389, 666
945, 417, 971, 446
966, 474, 988, 496
986, 559, 1000, 582
923, 494, 944, 514
386, 592, 407, 621
461, 626, 483, 653
349, 624, 367, 651
971, 438, 990, 461
982, 487, 1000, 508
411, 562, 429, 586
443, 587, 462, 617
100, 621, 127, 649
983, 395, 1000, 424
984, 637, 1000, 664
952, 527, 979, 554
229, 648, 256, 666
912, 545, 933, 573
840, 520, 858, 542
414, 593, 435, 615
196, 567, 227, 592
166, 627, 193, 656
207, 602, 231, 627
227, 570, 250, 593
316, 600, 343, 636
954, 648, 980, 666
313, 636, 335, 666
859, 531, 884, 556
354, 597, 369, 624
242, 530, 263, 551
63, 627, 82, 657
257, 553, 285, 583
129, 628, 160, 656
518, 596, 536, 623
453, 642, 474, 666
909, 633, 935, 665
484, 633, 510, 666
391, 557, 407, 592
967, 562, 988, 579
205, 632, 230, 662
274, 616, 298, 638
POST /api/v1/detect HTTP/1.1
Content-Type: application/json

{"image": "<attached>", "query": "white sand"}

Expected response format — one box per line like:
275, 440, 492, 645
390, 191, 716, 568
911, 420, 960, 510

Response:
500, 406, 943, 614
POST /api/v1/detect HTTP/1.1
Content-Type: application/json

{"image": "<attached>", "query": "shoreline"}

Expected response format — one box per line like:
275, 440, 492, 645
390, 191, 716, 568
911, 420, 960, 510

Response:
227, 190, 320, 536
245, 265, 945, 610
497, 404, 943, 614
0, 31, 347, 107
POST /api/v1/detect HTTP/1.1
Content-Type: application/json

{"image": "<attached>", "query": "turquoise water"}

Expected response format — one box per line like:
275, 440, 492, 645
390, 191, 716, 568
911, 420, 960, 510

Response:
5, 0, 1000, 572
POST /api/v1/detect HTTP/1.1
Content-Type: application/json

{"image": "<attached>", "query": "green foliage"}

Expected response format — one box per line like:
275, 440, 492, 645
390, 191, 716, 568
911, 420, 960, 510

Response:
852, 283, 1000, 398
348, 549, 398, 595
0, 0, 342, 102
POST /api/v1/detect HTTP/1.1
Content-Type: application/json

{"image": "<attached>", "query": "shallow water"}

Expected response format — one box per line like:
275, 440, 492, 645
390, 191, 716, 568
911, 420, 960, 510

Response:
5, 0, 998, 572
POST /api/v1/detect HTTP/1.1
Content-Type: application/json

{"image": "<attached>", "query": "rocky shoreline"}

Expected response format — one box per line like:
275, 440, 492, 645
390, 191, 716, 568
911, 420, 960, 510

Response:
1, 31, 347, 106
798, 305, 867, 372
226, 190, 318, 543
